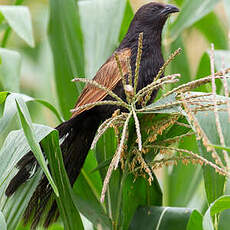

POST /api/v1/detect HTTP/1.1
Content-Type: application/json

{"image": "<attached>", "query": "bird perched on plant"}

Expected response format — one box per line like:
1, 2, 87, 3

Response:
6, 2, 179, 229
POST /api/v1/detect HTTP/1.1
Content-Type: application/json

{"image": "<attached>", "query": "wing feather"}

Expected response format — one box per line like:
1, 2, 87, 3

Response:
71, 48, 131, 118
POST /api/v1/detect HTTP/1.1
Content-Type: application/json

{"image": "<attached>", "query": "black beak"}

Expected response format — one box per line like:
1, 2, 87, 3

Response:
161, 4, 179, 16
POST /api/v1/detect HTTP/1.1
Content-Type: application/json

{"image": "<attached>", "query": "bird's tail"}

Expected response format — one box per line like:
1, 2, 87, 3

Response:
5, 113, 100, 229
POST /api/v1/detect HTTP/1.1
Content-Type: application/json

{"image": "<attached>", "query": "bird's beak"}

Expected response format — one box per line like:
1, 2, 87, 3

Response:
161, 4, 179, 16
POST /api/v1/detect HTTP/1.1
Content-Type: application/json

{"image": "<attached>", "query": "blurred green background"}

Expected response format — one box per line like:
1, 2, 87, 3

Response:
0, 0, 230, 229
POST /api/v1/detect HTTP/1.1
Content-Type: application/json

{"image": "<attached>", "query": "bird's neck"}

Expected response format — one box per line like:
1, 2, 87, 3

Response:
118, 19, 164, 50
118, 22, 165, 102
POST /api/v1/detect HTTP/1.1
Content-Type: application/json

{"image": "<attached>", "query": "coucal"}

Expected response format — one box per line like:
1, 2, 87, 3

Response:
6, 2, 179, 228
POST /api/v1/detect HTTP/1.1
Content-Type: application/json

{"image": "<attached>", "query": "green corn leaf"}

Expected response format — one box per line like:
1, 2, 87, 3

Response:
42, 130, 84, 230
15, 98, 59, 197
48, 0, 85, 119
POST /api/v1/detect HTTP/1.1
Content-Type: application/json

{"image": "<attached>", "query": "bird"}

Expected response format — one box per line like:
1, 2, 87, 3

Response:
5, 2, 179, 229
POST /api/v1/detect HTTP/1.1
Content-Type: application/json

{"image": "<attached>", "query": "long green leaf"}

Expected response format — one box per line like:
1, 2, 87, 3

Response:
122, 174, 162, 230
0, 124, 51, 230
78, 0, 126, 78
42, 130, 84, 230
15, 98, 59, 196
48, 0, 85, 119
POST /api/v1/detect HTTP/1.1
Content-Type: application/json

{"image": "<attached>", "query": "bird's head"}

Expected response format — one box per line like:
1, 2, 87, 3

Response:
134, 2, 179, 29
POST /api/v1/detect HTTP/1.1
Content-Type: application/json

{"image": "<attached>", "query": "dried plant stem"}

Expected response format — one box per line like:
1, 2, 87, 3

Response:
115, 53, 130, 102
191, 108, 229, 113
188, 100, 228, 109
210, 44, 229, 170
180, 93, 224, 168
91, 114, 127, 149
137, 100, 182, 113
134, 32, 143, 95
70, 100, 129, 113
100, 112, 132, 203
175, 121, 191, 128
134, 74, 180, 103
159, 131, 194, 144
155, 48, 182, 82
131, 106, 142, 151
72, 77, 128, 107
222, 67, 230, 122
164, 69, 230, 97
142, 48, 181, 106
127, 57, 133, 87
114, 112, 132, 169
151, 156, 197, 167
149, 145, 230, 176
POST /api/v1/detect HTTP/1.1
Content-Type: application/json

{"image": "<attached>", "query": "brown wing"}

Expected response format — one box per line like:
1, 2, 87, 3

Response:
71, 48, 131, 118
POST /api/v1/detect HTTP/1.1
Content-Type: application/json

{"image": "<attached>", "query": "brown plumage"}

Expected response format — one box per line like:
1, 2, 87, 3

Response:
6, 2, 179, 229
72, 48, 131, 117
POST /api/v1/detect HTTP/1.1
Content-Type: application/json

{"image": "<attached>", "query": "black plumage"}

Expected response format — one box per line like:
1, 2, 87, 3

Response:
5, 2, 179, 228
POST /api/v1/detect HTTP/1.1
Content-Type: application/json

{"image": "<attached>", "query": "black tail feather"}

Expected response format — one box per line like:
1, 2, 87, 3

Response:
5, 113, 101, 229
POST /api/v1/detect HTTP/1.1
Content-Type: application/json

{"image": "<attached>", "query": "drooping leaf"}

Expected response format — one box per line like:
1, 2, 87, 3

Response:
0, 6, 34, 47
0, 92, 63, 133
0, 48, 21, 92
0, 124, 52, 230
15, 98, 58, 196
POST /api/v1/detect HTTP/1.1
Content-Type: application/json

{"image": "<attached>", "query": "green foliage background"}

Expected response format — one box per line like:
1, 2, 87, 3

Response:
0, 0, 230, 229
